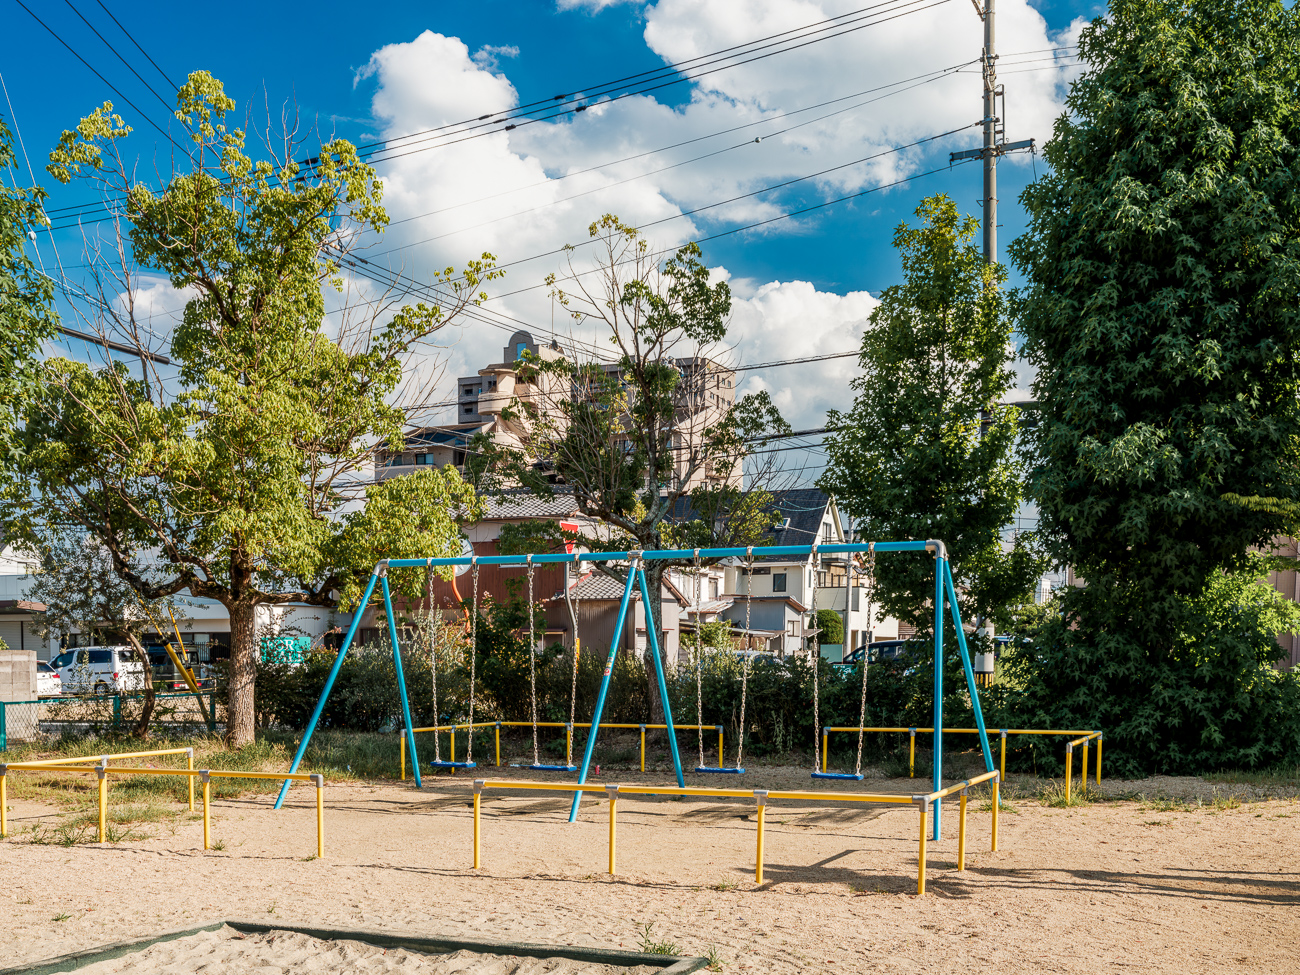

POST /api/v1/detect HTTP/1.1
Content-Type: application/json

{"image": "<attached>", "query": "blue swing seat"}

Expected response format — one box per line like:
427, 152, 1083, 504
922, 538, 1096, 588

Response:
512, 763, 578, 772
695, 766, 746, 774
811, 771, 864, 781
429, 760, 476, 770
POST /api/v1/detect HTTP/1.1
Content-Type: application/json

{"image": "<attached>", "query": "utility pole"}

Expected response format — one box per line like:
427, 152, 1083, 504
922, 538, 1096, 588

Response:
950, 0, 1034, 264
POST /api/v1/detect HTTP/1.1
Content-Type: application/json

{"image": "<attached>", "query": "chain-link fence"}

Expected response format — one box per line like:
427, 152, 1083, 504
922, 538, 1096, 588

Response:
0, 691, 223, 749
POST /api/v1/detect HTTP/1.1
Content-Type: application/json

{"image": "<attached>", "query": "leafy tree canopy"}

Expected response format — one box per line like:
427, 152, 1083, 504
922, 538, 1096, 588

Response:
821, 194, 1043, 636
4, 73, 489, 745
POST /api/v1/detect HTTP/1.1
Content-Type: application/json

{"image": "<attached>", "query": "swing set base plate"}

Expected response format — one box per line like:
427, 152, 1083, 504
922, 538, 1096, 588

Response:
513, 764, 578, 772
429, 761, 477, 770
695, 766, 745, 774
811, 771, 863, 780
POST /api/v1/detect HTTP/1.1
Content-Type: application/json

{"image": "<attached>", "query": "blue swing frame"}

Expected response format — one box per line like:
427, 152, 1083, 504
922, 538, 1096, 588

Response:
274, 540, 993, 841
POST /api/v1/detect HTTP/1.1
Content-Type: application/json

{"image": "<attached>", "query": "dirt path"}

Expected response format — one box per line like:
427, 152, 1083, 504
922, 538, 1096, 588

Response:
1, 770, 1297, 973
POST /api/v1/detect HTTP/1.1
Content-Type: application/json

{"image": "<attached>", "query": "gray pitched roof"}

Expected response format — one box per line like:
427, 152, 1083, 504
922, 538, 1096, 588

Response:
479, 488, 583, 521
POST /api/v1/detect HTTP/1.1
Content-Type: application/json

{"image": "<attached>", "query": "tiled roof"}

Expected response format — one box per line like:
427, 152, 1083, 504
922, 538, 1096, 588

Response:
479, 488, 584, 520
547, 571, 682, 604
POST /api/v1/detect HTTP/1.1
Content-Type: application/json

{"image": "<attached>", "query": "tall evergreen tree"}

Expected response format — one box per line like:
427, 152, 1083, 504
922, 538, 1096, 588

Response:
1007, 0, 1300, 773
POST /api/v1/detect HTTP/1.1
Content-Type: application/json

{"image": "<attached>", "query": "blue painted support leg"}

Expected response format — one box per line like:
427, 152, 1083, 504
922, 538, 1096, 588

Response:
382, 571, 423, 789
637, 568, 685, 788
944, 561, 995, 773
568, 566, 639, 822
933, 552, 945, 841
275, 567, 380, 809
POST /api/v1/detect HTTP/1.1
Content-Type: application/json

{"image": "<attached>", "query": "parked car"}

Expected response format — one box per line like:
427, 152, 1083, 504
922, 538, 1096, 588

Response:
36, 661, 62, 697
145, 645, 216, 691
48, 646, 147, 695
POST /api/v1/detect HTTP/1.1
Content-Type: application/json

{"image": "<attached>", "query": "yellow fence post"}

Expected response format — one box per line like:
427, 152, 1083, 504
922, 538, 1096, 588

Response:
639, 725, 646, 773
992, 772, 1000, 852
1082, 740, 1089, 792
450, 729, 455, 764
96, 762, 108, 843
495, 723, 501, 768
999, 730, 1007, 784
201, 771, 211, 850
311, 774, 324, 859
909, 729, 916, 778
606, 785, 618, 875
1096, 733, 1103, 784
472, 780, 483, 869
957, 789, 968, 872
916, 799, 928, 896
1064, 743, 1073, 804
187, 748, 195, 813
0, 767, 8, 838
822, 730, 828, 773
717, 726, 724, 766
400, 735, 406, 782
754, 790, 768, 884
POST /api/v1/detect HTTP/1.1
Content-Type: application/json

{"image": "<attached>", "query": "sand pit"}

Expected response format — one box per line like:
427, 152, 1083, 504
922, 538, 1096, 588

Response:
62, 925, 669, 975
1, 766, 1297, 974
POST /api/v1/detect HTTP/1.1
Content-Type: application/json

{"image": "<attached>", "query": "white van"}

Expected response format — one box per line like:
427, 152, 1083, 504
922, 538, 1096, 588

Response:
48, 646, 147, 695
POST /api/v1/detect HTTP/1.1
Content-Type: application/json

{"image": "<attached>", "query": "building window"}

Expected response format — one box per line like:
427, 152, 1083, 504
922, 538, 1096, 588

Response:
463, 387, 474, 396
463, 404, 474, 413
787, 620, 798, 635
415, 453, 437, 465
822, 522, 833, 542
772, 572, 787, 592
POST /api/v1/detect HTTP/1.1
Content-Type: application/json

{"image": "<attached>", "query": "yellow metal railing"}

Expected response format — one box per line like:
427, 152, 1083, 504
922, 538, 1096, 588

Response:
1063, 732, 1103, 803
401, 721, 726, 779
0, 751, 325, 857
820, 726, 1104, 786
469, 770, 999, 895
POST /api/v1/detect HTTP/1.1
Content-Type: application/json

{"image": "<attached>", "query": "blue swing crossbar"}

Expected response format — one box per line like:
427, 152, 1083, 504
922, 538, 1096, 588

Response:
696, 766, 746, 774
811, 771, 864, 781
513, 763, 578, 772
429, 760, 476, 770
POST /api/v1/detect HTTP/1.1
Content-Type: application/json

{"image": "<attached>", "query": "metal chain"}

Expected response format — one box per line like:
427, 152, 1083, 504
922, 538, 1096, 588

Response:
467, 559, 478, 763
854, 543, 875, 777
567, 557, 581, 737
735, 549, 755, 769
693, 551, 704, 769
810, 545, 821, 773
528, 555, 539, 766
427, 560, 440, 763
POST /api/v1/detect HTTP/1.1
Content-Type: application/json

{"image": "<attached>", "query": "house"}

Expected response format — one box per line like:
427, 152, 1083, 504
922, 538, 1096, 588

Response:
718, 488, 900, 658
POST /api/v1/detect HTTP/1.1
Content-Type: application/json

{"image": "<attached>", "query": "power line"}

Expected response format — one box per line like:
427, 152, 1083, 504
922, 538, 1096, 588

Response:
382, 60, 976, 232
12, 0, 184, 152
734, 351, 858, 372
93, 0, 176, 90
61, 0, 176, 113
374, 64, 975, 253
357, 0, 952, 163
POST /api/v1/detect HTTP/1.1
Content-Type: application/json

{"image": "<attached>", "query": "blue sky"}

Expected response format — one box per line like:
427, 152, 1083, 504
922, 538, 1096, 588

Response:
3, 0, 1105, 439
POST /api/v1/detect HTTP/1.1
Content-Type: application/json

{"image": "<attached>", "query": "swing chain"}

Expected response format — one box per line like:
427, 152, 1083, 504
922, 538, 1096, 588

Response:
810, 542, 821, 774
568, 555, 581, 738
467, 557, 478, 763
693, 550, 704, 770
426, 559, 440, 764
853, 542, 875, 777
527, 555, 540, 767
735, 548, 755, 770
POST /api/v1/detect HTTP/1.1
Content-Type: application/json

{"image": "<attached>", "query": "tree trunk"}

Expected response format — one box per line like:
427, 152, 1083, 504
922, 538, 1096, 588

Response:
125, 633, 155, 738
226, 600, 257, 747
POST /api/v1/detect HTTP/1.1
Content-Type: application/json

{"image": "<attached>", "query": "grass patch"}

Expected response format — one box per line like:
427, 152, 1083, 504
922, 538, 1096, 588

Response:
1205, 766, 1300, 790
636, 922, 679, 956
1038, 780, 1096, 808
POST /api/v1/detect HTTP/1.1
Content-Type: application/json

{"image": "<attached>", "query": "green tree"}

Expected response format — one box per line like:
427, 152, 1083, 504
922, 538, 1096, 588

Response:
1010, 0, 1300, 602
485, 216, 789, 715
1006, 0, 1300, 772
0, 118, 57, 472
4, 74, 487, 746
820, 195, 1042, 639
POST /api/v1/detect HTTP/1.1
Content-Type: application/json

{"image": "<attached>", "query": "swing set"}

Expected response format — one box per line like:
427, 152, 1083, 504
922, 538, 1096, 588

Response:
274, 538, 995, 840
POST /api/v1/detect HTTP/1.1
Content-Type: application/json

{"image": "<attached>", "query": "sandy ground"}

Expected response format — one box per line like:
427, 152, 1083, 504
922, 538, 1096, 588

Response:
70, 926, 661, 975
2, 766, 1298, 974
